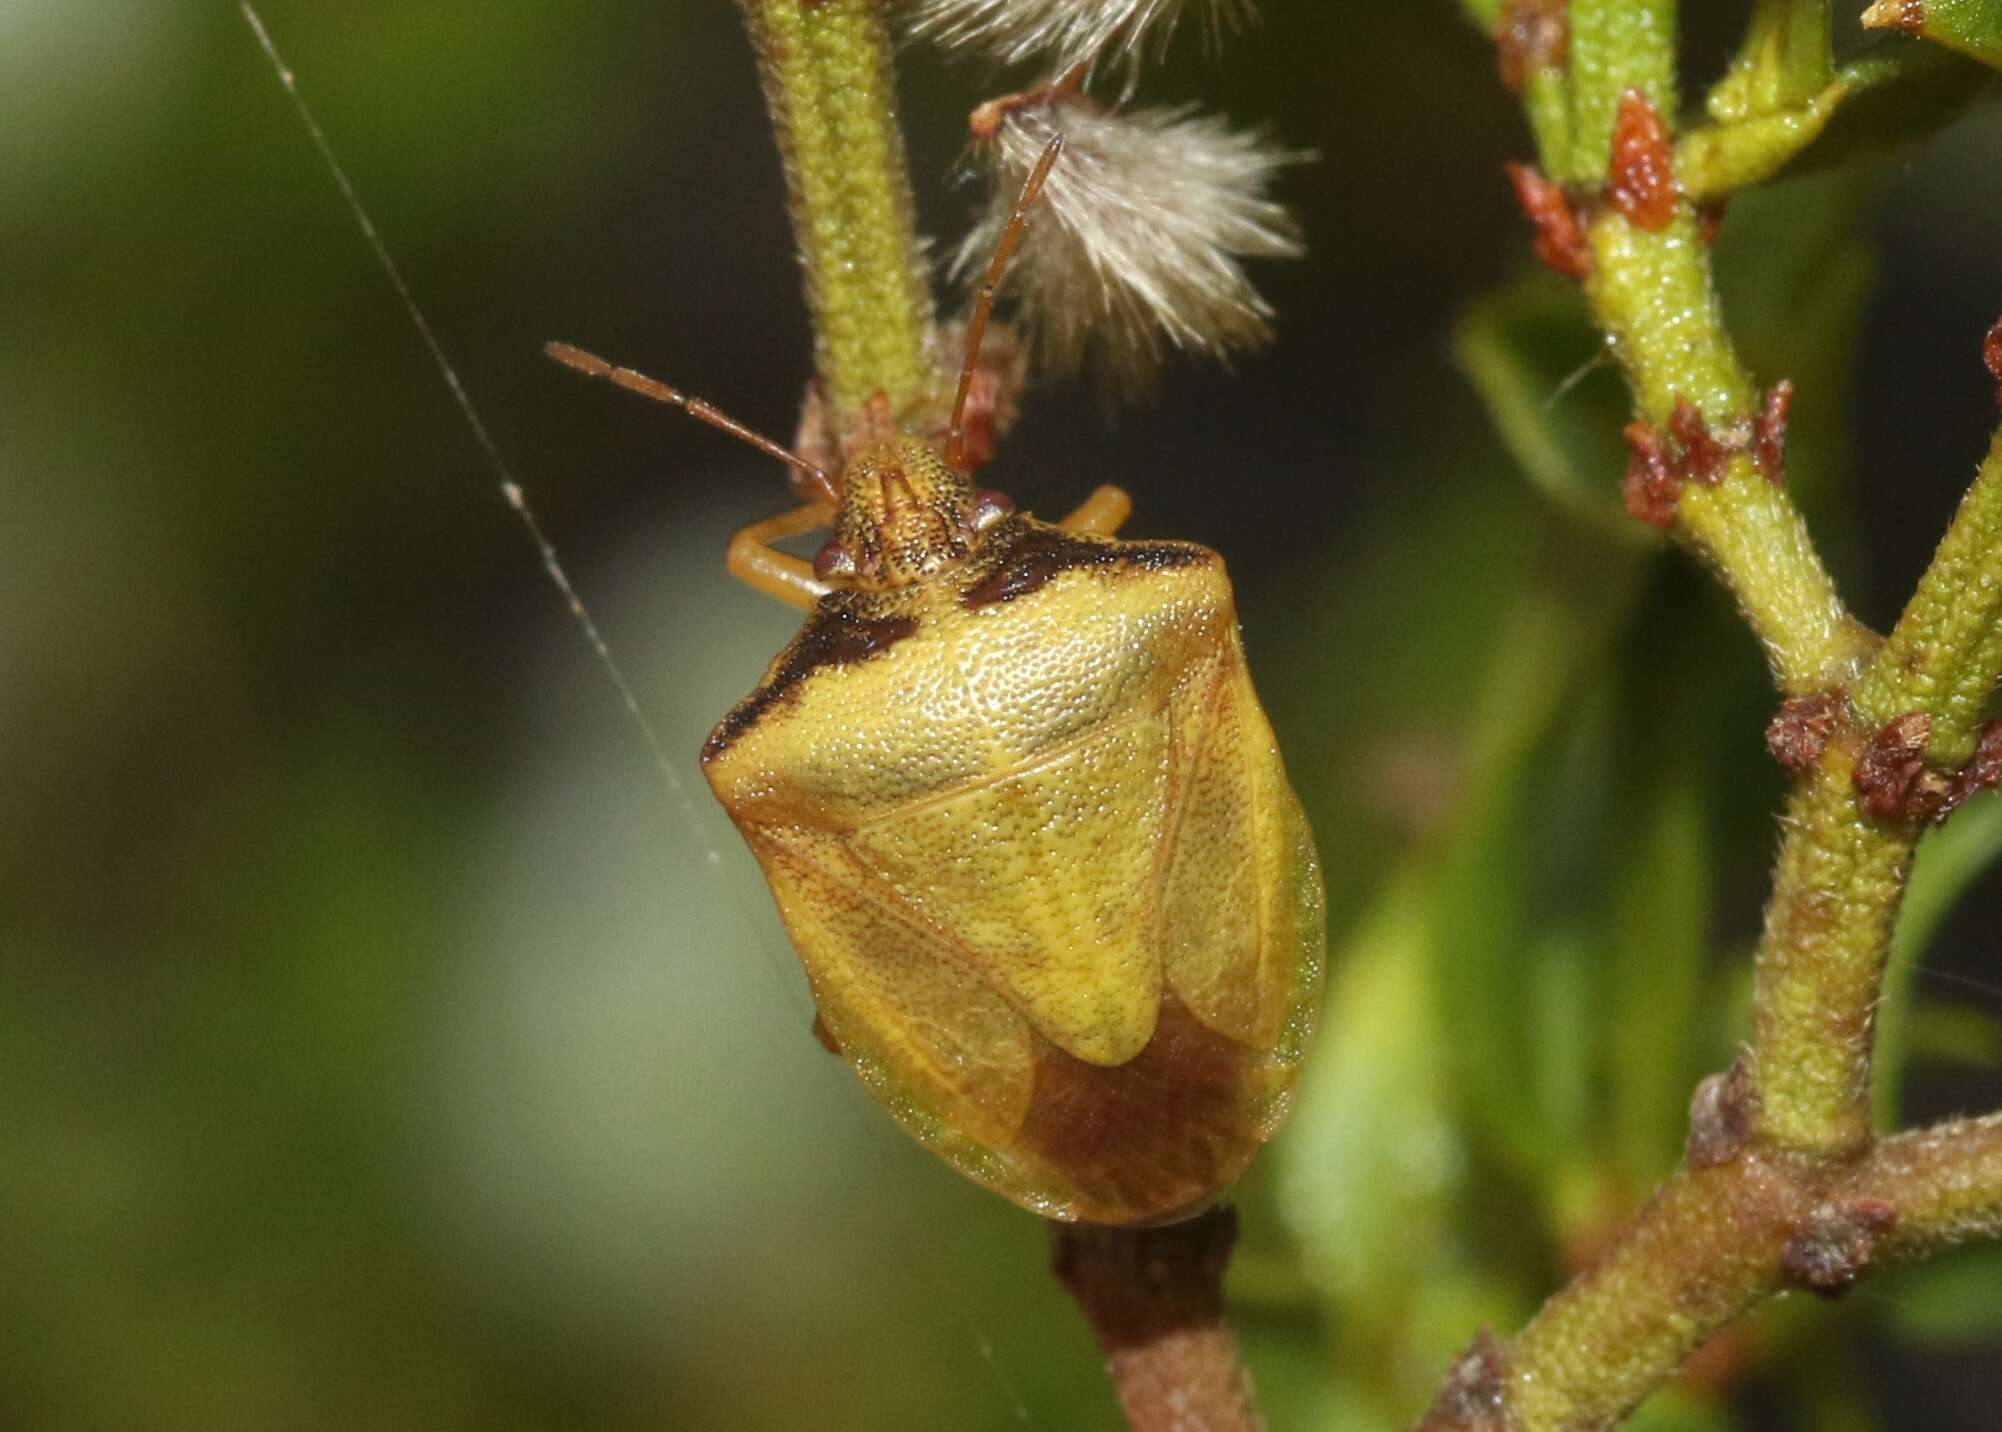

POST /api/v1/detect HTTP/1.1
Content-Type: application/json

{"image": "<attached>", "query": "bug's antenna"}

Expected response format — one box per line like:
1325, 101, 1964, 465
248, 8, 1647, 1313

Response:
946, 132, 1065, 473
546, 342, 842, 508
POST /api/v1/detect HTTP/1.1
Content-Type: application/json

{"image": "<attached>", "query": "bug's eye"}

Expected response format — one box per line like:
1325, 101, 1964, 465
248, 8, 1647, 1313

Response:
813, 540, 860, 582
969, 489, 1015, 533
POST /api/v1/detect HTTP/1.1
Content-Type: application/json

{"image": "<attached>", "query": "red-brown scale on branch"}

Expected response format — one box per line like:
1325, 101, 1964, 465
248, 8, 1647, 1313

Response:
1686, 1059, 1758, 1169
1780, 1199, 1899, 1298
1623, 395, 1753, 530
1504, 162, 1590, 280
1416, 1330, 1512, 1431
1944, 720, 2002, 813
1622, 419, 1680, 528
1883, 0, 1929, 36
1984, 314, 2002, 408
1698, 200, 1728, 246
1766, 688, 1845, 772
1668, 398, 1732, 485
1607, 88, 1678, 231
1853, 711, 1951, 823
1753, 380, 1794, 483
1493, 0, 1567, 94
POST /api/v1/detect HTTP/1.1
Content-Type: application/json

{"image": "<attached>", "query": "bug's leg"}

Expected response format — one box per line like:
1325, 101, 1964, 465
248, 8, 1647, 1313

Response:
727, 502, 837, 611
1058, 485, 1133, 537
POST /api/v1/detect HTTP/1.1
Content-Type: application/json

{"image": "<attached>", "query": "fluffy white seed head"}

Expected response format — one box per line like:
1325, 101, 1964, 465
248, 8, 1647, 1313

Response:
956, 100, 1304, 399
904, 0, 1251, 71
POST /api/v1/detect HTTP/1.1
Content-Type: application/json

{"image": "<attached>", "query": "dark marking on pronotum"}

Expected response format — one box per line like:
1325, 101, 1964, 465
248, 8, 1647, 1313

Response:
1766, 689, 1845, 772
962, 525, 1206, 611
703, 609, 919, 758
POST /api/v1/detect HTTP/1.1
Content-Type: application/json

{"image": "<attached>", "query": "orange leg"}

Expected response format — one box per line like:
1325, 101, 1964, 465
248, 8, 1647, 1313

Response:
727, 502, 836, 611
1059, 485, 1132, 536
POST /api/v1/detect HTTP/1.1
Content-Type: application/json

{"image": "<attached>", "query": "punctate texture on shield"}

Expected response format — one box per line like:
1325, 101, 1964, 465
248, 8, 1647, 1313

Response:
704, 510, 1325, 1226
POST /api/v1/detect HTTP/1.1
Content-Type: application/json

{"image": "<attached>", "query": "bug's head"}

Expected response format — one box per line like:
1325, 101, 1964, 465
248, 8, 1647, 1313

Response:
816, 436, 1014, 591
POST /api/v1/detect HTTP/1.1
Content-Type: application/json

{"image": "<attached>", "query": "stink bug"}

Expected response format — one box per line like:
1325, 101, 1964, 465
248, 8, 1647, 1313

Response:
551, 140, 1324, 1227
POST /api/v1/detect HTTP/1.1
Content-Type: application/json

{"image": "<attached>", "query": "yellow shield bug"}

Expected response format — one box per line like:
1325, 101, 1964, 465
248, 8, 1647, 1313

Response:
550, 139, 1324, 1227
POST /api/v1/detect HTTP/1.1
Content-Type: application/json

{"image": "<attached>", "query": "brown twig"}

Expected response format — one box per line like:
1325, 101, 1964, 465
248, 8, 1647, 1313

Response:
1050, 1207, 1262, 1432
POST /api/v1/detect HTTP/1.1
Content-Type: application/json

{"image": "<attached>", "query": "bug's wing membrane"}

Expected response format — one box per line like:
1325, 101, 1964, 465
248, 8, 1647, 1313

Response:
1160, 642, 1295, 1049
746, 833, 1035, 1148
848, 715, 1172, 1068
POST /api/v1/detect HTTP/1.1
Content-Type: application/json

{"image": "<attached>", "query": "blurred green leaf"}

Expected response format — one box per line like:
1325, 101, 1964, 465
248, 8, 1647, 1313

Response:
1875, 793, 2002, 1120
1280, 873, 1464, 1311
1887, 1244, 2002, 1341
1865, 0, 2002, 69
1427, 532, 1645, 1183
1902, 1000, 2002, 1069
1627, 1387, 1740, 1432
1608, 775, 1712, 1181
1455, 276, 1649, 547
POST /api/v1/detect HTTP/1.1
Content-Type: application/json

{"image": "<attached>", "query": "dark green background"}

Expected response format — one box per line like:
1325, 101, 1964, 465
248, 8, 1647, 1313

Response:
6, 3, 2001, 1428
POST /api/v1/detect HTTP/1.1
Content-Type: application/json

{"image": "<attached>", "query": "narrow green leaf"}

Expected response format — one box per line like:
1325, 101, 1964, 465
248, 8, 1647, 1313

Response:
1901, 1000, 2002, 1069
1277, 873, 1464, 1314
1875, 794, 2002, 1121
1864, 0, 2002, 70
1454, 276, 1652, 547
1682, 42, 1991, 198
1710, 0, 1835, 121
1608, 777, 1712, 1181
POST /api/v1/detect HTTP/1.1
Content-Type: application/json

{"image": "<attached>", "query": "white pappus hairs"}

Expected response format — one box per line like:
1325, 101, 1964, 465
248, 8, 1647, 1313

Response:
904, 0, 1252, 70
956, 100, 1304, 399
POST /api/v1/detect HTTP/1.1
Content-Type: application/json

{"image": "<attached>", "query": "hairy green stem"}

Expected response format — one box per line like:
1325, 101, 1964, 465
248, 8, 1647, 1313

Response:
1850, 1114, 2002, 1258
1560, 0, 1677, 181
1584, 215, 1875, 691
1418, 1118, 2002, 1430
736, 0, 937, 425
1417, 1, 2002, 1426
1750, 751, 1916, 1155
1852, 426, 2002, 760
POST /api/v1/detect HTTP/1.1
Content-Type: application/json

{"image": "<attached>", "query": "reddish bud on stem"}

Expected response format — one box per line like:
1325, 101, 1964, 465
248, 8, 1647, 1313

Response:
1753, 381, 1794, 483
1505, 162, 1590, 280
1767, 689, 1845, 772
1493, 0, 1567, 94
1608, 88, 1678, 231
1984, 315, 2002, 408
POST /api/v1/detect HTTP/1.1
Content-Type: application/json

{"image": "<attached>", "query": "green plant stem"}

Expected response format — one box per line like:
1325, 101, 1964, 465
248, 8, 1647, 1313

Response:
1584, 215, 1876, 691
1560, 0, 1678, 181
1416, 1122, 2002, 1429
1849, 1113, 2002, 1257
1852, 427, 2002, 760
1711, 0, 1834, 120
1750, 749, 1916, 1155
1415, 1, 2002, 1425
736, 0, 937, 426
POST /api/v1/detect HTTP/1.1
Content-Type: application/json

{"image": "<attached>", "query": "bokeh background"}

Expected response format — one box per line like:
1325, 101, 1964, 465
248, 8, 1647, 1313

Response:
6, 3, 2002, 1429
